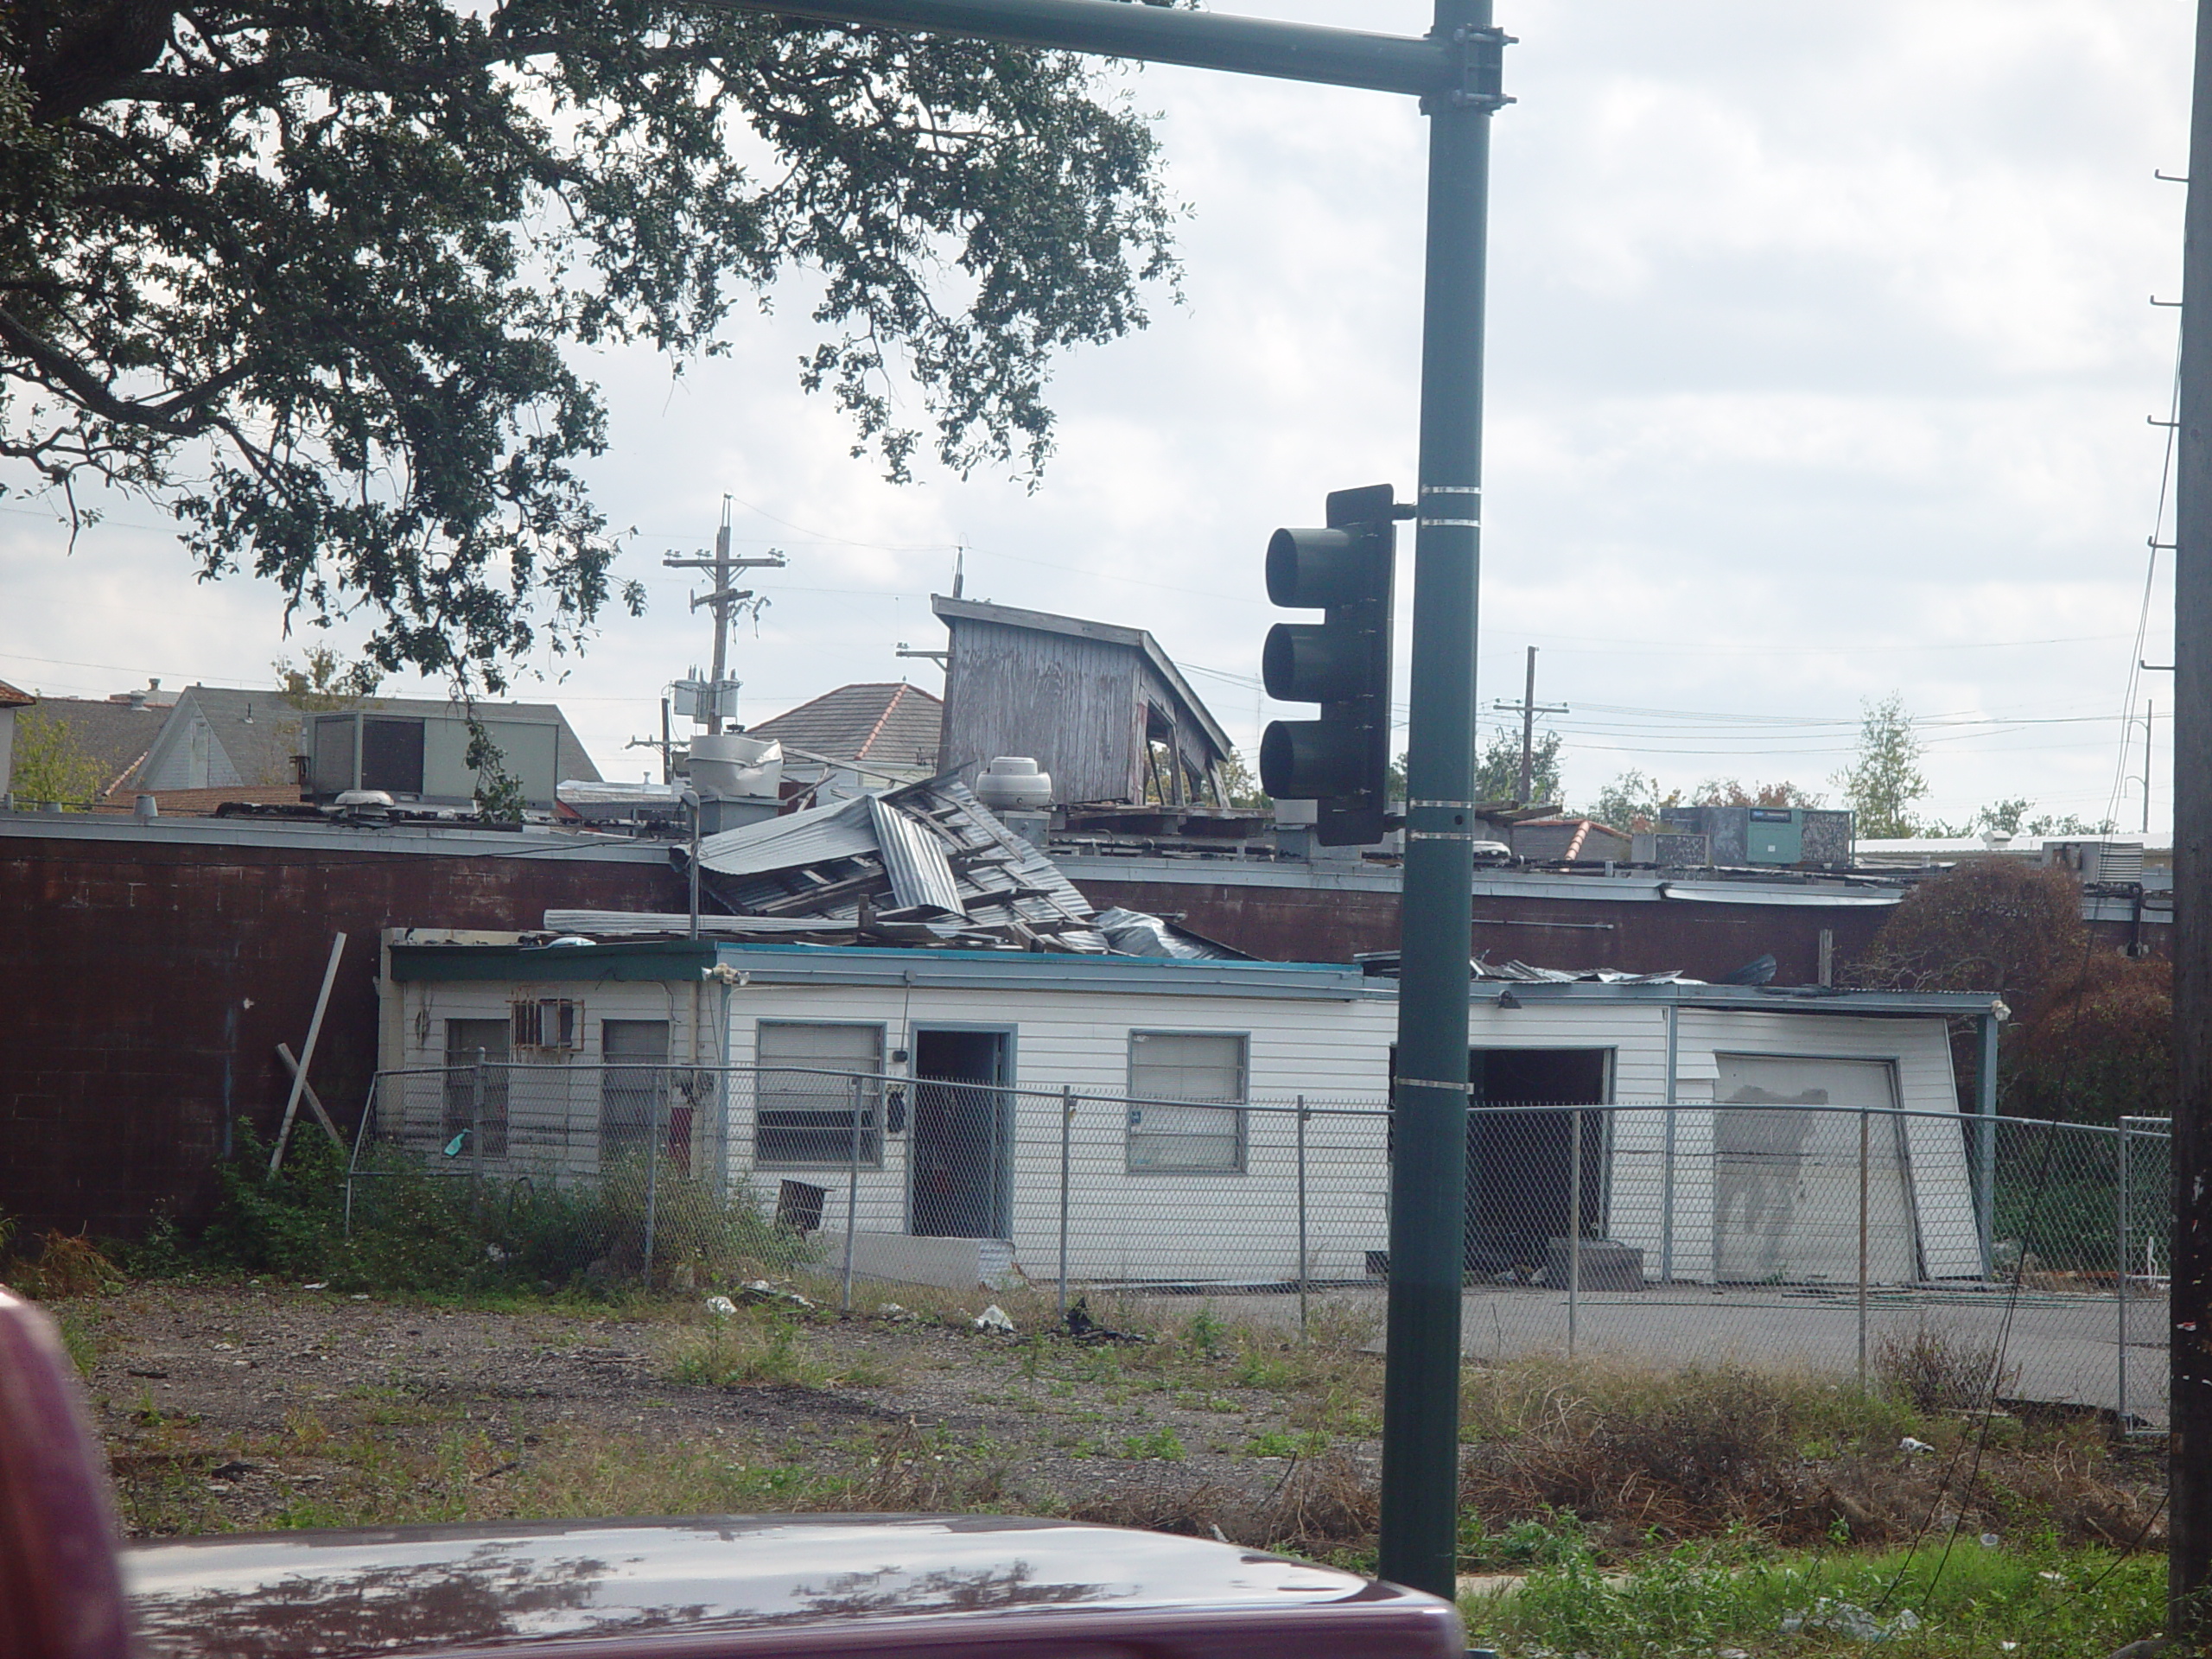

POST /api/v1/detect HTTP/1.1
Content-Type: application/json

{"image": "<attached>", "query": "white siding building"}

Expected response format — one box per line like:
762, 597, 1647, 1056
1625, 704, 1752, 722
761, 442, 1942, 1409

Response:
379, 934, 2001, 1289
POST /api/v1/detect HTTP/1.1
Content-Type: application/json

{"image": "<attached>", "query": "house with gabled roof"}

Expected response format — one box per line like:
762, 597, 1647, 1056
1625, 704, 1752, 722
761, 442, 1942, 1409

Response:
745, 682, 942, 802
0, 677, 32, 794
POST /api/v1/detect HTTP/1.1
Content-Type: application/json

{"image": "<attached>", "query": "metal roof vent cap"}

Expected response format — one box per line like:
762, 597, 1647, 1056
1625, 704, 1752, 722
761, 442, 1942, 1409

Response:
334, 788, 395, 820
976, 756, 1052, 811
1981, 829, 2013, 849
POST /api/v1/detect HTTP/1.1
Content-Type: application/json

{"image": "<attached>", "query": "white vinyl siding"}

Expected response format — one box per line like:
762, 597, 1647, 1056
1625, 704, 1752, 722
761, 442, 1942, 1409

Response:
1128, 1031, 1247, 1173
755, 1021, 885, 1166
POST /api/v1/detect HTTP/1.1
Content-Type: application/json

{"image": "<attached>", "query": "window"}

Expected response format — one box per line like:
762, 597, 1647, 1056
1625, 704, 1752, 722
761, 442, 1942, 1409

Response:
511, 997, 580, 1052
442, 1019, 509, 1158
755, 1022, 884, 1166
1127, 1032, 1246, 1173
601, 1020, 670, 1166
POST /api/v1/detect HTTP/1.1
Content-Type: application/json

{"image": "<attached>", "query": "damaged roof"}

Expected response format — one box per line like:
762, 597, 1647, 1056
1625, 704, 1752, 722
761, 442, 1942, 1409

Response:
554, 778, 1109, 951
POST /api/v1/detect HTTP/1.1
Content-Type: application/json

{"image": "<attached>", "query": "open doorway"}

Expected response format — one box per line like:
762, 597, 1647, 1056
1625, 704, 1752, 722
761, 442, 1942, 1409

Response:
909, 1028, 1012, 1238
1465, 1048, 1610, 1274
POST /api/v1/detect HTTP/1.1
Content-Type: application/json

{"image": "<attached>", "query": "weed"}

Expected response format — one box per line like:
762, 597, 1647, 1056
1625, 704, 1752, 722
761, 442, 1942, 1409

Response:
1875, 1317, 2020, 1414
1117, 1426, 1187, 1461
1185, 1310, 1226, 1355
666, 1317, 830, 1389
1243, 1428, 1329, 1459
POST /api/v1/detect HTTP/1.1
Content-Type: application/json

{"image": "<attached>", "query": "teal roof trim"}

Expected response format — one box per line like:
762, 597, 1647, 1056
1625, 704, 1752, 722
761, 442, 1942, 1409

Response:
391, 940, 715, 983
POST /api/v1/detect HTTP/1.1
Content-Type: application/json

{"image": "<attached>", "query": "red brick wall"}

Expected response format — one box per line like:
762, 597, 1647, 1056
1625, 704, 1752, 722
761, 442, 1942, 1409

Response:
0, 836, 682, 1237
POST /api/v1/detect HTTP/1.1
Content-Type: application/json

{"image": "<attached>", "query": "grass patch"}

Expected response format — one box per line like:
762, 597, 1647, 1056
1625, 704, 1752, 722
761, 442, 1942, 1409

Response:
1470, 1535, 2164, 1657
666, 1316, 833, 1390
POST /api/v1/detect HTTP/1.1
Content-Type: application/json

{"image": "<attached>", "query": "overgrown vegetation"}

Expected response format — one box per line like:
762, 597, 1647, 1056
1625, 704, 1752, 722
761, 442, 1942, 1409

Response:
187, 1123, 815, 1296
1478, 1535, 2163, 1657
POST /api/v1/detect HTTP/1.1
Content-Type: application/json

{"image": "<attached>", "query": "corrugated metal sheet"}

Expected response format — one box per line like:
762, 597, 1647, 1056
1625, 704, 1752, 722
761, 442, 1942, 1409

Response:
676, 779, 1109, 952
869, 797, 965, 916
695, 792, 877, 876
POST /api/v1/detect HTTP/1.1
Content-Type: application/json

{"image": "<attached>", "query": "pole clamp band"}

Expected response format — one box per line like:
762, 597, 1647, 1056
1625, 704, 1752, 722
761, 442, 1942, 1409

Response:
1408, 798, 1480, 810
1407, 829, 1483, 842
1398, 1076, 1478, 1096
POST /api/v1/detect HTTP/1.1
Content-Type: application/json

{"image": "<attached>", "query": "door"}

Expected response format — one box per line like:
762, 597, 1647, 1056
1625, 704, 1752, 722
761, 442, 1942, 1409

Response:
909, 1029, 1010, 1238
1713, 1054, 1917, 1284
442, 1019, 510, 1158
1464, 1048, 1609, 1274
601, 1020, 670, 1168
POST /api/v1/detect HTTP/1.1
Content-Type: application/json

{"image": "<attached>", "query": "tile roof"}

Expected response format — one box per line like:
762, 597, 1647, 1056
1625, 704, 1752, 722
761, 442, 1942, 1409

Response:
0, 680, 32, 709
747, 682, 941, 774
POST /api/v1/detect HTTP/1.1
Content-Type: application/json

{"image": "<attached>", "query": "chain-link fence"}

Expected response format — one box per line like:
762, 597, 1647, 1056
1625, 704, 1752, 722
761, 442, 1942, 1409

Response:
349, 1066, 2170, 1421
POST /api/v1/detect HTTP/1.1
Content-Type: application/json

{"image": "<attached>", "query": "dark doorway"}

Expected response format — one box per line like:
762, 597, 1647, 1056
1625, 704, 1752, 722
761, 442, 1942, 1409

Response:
910, 1029, 1011, 1238
1465, 1048, 1608, 1275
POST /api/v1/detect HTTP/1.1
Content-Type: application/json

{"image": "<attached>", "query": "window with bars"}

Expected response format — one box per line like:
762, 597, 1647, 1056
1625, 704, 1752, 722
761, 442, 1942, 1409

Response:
511, 997, 580, 1052
754, 1022, 884, 1167
1127, 1031, 1247, 1173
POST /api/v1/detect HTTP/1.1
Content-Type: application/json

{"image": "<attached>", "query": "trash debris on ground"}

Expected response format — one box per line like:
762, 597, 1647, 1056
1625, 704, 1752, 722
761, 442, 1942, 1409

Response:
1780, 1599, 1922, 1642
738, 1281, 815, 1310
973, 1304, 1016, 1333
704, 1295, 737, 1317
1064, 1295, 1150, 1344
1900, 1436, 1936, 1453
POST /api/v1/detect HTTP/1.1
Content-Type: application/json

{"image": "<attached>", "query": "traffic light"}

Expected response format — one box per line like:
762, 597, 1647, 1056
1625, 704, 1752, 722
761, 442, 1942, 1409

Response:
1259, 482, 1402, 846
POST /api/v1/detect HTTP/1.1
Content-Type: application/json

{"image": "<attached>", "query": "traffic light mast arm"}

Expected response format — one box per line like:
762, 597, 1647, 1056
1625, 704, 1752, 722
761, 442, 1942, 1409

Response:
685, 0, 1489, 99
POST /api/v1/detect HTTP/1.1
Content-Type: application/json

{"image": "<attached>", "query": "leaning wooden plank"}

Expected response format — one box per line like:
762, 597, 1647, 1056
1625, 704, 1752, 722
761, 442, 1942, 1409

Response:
276, 1043, 348, 1153
270, 933, 346, 1177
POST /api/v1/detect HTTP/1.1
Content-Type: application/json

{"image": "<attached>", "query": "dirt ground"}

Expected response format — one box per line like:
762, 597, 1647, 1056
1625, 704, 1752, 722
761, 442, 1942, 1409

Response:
67, 1280, 1379, 1544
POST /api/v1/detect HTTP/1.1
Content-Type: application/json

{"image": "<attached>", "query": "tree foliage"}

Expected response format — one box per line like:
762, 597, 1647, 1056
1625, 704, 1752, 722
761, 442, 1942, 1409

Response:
2005, 952, 2171, 1126
1585, 770, 1821, 832
2, 1, 1178, 689
1849, 858, 2085, 1009
7, 705, 109, 804
272, 645, 383, 712
1833, 692, 1928, 838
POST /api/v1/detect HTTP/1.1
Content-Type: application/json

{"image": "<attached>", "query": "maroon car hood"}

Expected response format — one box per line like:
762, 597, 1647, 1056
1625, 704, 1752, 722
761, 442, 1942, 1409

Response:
125, 1514, 1459, 1658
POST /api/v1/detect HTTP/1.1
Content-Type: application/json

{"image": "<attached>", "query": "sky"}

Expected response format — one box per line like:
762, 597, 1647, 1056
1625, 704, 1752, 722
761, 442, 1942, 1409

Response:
0, 2, 2192, 831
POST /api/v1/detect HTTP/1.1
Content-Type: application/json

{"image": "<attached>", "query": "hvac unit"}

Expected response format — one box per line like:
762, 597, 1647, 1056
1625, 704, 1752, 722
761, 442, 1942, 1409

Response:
2045, 840, 2145, 884
1632, 831, 1712, 867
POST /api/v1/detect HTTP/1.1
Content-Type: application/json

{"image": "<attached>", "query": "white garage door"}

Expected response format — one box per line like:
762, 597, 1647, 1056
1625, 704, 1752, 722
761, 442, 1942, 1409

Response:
1713, 1055, 1918, 1285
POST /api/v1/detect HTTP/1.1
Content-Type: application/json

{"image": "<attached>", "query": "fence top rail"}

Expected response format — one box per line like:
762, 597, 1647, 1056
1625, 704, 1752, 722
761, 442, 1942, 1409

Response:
368, 1065, 2160, 1140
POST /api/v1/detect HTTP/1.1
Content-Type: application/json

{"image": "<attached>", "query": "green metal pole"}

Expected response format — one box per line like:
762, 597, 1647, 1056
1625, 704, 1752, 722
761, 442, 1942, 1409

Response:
2176, 0, 2212, 1628
1378, 0, 1500, 1601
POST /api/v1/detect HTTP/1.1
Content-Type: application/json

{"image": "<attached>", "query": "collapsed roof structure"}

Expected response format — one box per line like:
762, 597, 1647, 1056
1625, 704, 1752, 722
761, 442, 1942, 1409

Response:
546, 776, 1232, 957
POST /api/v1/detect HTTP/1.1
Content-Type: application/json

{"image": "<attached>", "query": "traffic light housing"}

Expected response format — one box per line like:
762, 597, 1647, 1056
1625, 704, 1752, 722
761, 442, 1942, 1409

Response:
1259, 483, 1401, 845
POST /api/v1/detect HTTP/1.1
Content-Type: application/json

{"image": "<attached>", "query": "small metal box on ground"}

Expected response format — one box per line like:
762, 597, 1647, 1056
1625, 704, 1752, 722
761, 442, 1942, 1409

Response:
1544, 1236, 1646, 1291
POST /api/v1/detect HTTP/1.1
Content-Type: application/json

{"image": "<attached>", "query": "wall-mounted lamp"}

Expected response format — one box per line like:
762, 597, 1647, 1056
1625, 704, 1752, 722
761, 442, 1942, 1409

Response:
1497, 988, 1522, 1010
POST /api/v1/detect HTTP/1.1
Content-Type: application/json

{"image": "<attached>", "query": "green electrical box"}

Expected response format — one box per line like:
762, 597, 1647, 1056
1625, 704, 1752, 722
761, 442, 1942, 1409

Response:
1746, 807, 1803, 864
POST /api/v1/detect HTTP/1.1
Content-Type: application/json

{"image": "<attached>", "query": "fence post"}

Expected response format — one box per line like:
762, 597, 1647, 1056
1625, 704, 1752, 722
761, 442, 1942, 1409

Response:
643, 1065, 661, 1284
1297, 1096, 1310, 1344
471, 1050, 486, 1186
2119, 1118, 2131, 1428
1977, 1010, 1999, 1272
1058, 1086, 1073, 1321
1858, 1108, 1871, 1391
1567, 1106, 1582, 1360
1662, 1004, 1679, 1283
842, 1073, 862, 1314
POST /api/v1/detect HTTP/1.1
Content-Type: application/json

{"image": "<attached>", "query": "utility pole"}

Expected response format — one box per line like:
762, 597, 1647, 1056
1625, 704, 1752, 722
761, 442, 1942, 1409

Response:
662, 498, 786, 734
1491, 644, 1566, 804
2172, 0, 2212, 1634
